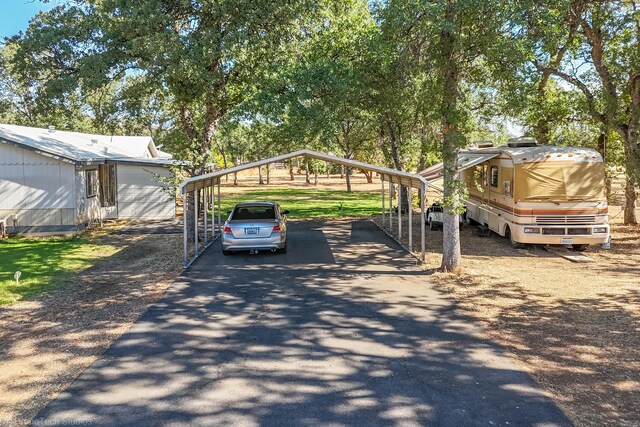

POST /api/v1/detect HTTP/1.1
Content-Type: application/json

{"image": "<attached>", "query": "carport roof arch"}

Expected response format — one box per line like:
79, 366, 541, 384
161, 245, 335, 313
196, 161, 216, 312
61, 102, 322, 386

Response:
179, 149, 429, 194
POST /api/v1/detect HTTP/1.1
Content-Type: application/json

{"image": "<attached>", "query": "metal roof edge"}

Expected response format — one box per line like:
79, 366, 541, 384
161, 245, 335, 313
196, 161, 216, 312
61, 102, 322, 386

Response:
106, 157, 176, 167
0, 136, 79, 164
178, 149, 429, 195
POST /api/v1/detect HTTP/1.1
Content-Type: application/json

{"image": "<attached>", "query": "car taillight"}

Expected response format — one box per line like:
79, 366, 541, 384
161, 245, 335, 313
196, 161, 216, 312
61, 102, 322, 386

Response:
224, 226, 232, 234
272, 225, 281, 232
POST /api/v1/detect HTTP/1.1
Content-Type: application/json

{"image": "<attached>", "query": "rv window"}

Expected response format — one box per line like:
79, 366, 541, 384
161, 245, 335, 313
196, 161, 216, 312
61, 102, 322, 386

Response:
490, 166, 499, 187
86, 170, 98, 198
503, 180, 512, 197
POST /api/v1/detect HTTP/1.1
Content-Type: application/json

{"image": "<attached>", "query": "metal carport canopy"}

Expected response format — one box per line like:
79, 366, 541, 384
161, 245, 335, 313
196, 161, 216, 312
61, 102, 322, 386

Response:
418, 151, 500, 181
179, 149, 428, 194
178, 149, 430, 268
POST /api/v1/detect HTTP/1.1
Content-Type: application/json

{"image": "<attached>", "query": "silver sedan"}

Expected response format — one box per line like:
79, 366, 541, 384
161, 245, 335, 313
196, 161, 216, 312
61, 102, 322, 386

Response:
222, 201, 289, 255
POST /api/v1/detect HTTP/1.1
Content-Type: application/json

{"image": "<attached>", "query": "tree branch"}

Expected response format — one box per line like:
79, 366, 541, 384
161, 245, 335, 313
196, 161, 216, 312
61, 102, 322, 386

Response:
534, 60, 606, 124
572, 10, 618, 102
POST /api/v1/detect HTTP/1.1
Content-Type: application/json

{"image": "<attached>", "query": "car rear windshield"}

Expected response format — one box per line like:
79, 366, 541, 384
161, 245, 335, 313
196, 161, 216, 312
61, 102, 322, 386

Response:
233, 205, 276, 220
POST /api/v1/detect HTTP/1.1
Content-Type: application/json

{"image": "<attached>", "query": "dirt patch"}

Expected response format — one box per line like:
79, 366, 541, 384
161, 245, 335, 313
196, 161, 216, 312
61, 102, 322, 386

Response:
0, 227, 183, 426
397, 207, 639, 427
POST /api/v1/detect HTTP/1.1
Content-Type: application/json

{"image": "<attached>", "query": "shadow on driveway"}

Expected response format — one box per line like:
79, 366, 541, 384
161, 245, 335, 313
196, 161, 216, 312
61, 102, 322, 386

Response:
34, 220, 571, 426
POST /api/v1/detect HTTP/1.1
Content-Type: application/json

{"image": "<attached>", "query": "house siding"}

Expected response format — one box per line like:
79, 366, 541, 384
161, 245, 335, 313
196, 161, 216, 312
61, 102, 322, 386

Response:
75, 166, 102, 226
116, 164, 175, 219
0, 143, 76, 230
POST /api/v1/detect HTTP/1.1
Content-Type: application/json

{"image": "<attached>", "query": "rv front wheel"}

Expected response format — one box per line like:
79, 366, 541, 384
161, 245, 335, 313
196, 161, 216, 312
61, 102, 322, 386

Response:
505, 226, 525, 249
571, 244, 586, 251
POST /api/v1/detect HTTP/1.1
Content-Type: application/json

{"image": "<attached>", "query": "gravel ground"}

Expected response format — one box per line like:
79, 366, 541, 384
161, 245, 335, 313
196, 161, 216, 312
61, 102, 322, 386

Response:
376, 206, 639, 427
0, 229, 183, 426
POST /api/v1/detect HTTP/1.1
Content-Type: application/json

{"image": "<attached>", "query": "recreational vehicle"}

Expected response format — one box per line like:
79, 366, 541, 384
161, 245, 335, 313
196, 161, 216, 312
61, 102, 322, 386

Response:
420, 138, 610, 250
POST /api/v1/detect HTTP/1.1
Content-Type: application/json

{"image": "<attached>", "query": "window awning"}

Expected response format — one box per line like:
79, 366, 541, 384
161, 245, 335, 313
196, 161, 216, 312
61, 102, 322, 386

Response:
418, 152, 500, 180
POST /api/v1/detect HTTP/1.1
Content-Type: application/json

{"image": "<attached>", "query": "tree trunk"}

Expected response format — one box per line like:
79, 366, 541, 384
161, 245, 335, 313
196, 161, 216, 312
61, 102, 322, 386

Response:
258, 166, 264, 185
224, 155, 229, 182
439, 0, 462, 272
233, 172, 238, 186
340, 165, 344, 179
314, 165, 318, 185
624, 176, 637, 224
345, 167, 352, 192
326, 161, 330, 178
621, 127, 638, 224
266, 163, 271, 184
535, 75, 551, 145
418, 147, 426, 172
305, 161, 311, 184
289, 161, 295, 181
386, 117, 409, 213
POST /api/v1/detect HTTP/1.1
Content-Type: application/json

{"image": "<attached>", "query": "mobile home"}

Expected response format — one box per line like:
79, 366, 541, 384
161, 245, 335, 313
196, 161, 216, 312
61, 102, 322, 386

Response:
0, 124, 176, 234
420, 138, 610, 249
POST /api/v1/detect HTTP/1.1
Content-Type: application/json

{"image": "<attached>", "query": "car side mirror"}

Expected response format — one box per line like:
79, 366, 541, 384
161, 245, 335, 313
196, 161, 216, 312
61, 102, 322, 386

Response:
282, 210, 290, 215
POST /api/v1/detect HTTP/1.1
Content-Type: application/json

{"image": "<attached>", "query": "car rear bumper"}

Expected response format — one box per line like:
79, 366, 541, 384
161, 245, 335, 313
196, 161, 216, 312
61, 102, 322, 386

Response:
222, 233, 286, 251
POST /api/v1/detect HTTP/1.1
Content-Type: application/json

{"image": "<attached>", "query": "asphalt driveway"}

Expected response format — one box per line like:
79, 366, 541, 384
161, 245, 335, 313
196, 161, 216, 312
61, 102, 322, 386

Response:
34, 220, 570, 426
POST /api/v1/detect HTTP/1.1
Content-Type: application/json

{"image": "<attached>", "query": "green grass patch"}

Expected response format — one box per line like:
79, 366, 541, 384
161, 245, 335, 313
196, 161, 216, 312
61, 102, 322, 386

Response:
0, 236, 117, 305
220, 188, 382, 219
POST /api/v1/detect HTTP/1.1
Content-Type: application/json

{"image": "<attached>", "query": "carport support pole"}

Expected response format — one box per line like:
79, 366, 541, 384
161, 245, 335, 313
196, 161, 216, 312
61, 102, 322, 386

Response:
381, 178, 386, 230
203, 185, 208, 244
408, 185, 412, 251
217, 179, 221, 234
214, 180, 216, 240
421, 183, 426, 261
194, 189, 199, 257
183, 193, 187, 267
397, 184, 402, 240
389, 181, 393, 231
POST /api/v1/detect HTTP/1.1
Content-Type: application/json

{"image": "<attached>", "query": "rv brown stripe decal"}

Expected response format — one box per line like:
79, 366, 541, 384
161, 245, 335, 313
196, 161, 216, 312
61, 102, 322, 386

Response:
466, 194, 607, 216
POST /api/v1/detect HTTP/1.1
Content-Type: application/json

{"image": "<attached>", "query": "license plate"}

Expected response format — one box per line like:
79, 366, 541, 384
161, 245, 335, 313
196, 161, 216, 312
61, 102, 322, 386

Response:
245, 227, 259, 235
561, 238, 573, 245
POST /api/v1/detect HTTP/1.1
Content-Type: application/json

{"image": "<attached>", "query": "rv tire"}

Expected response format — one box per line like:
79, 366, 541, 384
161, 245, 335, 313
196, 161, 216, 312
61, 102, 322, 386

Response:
571, 244, 586, 251
505, 226, 525, 249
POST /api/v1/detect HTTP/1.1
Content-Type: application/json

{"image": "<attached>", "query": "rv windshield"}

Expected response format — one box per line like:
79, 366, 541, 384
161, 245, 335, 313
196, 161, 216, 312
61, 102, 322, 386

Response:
516, 162, 605, 202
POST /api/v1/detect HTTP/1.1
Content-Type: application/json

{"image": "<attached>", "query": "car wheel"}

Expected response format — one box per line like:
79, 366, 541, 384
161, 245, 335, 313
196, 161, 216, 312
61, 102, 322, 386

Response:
222, 250, 232, 256
429, 219, 436, 231
571, 244, 586, 251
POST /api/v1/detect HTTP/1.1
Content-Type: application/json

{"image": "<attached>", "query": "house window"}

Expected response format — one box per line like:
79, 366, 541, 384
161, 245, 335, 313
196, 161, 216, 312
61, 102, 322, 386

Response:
490, 166, 499, 187
86, 169, 99, 198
